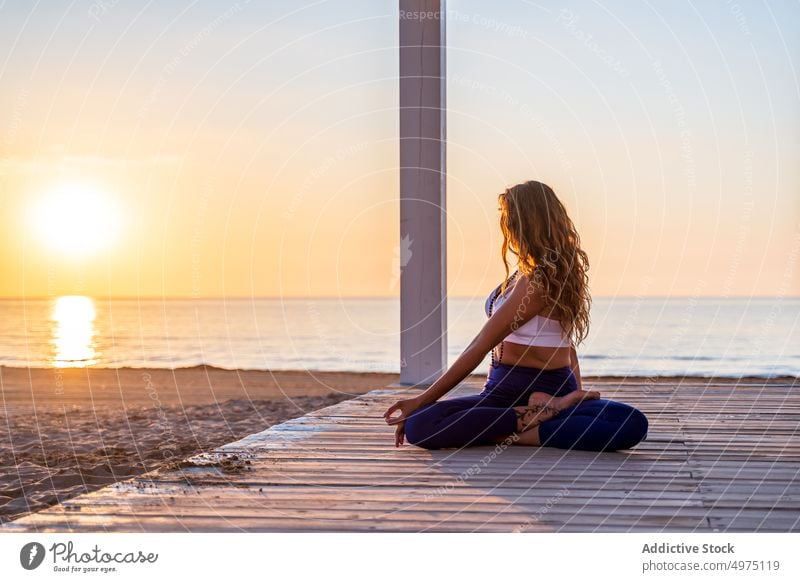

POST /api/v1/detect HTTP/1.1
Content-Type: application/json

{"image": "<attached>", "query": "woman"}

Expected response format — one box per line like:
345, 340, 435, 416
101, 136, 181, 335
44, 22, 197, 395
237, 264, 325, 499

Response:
383, 180, 648, 452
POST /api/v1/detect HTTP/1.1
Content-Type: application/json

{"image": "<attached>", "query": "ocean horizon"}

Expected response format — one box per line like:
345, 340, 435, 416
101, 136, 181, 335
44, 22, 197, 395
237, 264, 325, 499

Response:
0, 296, 797, 378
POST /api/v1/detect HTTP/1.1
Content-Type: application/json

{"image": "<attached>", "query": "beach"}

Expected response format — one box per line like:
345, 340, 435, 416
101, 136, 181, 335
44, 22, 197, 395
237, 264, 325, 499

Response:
4, 365, 797, 526
3, 371, 797, 533
0, 365, 418, 524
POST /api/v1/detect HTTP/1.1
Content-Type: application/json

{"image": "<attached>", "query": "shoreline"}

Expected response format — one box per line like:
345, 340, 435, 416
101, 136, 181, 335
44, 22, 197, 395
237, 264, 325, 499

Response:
1, 366, 797, 525
2, 363, 797, 383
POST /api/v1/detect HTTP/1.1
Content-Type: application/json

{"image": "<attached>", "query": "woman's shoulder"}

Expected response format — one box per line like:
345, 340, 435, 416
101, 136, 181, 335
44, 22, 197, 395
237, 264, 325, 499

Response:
503, 269, 549, 310
509, 268, 541, 294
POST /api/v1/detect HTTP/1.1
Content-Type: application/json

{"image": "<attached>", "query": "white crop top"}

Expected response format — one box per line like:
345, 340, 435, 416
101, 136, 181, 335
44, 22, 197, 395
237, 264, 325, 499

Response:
484, 271, 572, 348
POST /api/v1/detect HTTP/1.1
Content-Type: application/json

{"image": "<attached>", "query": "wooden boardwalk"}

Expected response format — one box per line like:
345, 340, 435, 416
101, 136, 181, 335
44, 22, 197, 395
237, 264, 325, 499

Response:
3, 378, 799, 532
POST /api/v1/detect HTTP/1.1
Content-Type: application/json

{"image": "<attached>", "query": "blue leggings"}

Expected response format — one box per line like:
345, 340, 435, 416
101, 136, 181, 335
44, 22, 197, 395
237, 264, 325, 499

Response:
403, 363, 648, 451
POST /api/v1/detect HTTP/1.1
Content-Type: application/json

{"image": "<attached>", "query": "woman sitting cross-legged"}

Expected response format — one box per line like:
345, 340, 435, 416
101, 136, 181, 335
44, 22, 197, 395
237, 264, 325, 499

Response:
383, 180, 648, 452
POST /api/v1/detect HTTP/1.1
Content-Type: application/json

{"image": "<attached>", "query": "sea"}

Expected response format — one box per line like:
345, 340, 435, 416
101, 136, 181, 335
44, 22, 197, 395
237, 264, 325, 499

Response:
0, 296, 797, 378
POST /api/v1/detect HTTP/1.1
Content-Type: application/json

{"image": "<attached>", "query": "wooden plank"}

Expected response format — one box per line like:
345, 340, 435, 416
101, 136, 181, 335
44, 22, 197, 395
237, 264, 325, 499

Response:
2, 378, 799, 532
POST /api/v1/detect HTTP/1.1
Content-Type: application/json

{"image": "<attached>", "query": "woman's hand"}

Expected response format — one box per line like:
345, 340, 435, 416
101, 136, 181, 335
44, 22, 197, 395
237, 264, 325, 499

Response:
383, 396, 424, 447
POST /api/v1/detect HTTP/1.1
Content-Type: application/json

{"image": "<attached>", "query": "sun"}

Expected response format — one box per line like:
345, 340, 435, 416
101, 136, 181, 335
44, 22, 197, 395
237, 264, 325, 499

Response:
30, 184, 121, 257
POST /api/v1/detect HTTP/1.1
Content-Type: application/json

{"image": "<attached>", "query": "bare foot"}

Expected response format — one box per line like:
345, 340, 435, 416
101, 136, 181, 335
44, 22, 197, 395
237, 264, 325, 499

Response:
528, 389, 600, 412
510, 390, 601, 435
512, 402, 560, 433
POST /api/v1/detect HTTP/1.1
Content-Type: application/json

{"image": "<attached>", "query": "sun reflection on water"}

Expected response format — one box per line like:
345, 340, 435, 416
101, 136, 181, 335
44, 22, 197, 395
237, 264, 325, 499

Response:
50, 295, 98, 367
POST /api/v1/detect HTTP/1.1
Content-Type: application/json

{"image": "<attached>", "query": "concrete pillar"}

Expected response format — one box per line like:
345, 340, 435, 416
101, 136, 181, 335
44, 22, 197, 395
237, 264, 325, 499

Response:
398, 0, 447, 386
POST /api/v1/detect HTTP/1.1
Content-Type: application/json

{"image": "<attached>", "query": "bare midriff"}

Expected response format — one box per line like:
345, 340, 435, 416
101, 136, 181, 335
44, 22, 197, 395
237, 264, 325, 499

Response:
494, 340, 572, 369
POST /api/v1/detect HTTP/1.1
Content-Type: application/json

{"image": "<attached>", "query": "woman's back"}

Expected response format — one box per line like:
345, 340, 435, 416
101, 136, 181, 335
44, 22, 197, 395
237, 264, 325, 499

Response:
485, 270, 573, 369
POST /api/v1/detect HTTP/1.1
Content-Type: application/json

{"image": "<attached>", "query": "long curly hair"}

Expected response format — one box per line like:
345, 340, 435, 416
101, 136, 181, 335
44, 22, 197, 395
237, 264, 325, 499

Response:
497, 180, 591, 345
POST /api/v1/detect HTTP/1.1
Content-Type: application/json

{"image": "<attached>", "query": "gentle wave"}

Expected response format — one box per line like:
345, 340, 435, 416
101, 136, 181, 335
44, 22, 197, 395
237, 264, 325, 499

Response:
0, 297, 798, 378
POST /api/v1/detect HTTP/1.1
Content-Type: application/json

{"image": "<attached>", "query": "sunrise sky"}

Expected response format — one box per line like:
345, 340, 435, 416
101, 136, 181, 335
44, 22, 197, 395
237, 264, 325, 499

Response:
0, 0, 798, 299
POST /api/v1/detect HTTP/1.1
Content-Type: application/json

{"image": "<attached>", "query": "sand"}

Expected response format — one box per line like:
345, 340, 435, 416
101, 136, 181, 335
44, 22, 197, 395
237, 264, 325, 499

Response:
0, 365, 422, 524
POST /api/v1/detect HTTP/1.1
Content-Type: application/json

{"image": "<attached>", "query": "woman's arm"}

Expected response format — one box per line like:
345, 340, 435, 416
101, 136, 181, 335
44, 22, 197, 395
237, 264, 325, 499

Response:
569, 342, 583, 390
413, 273, 546, 407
